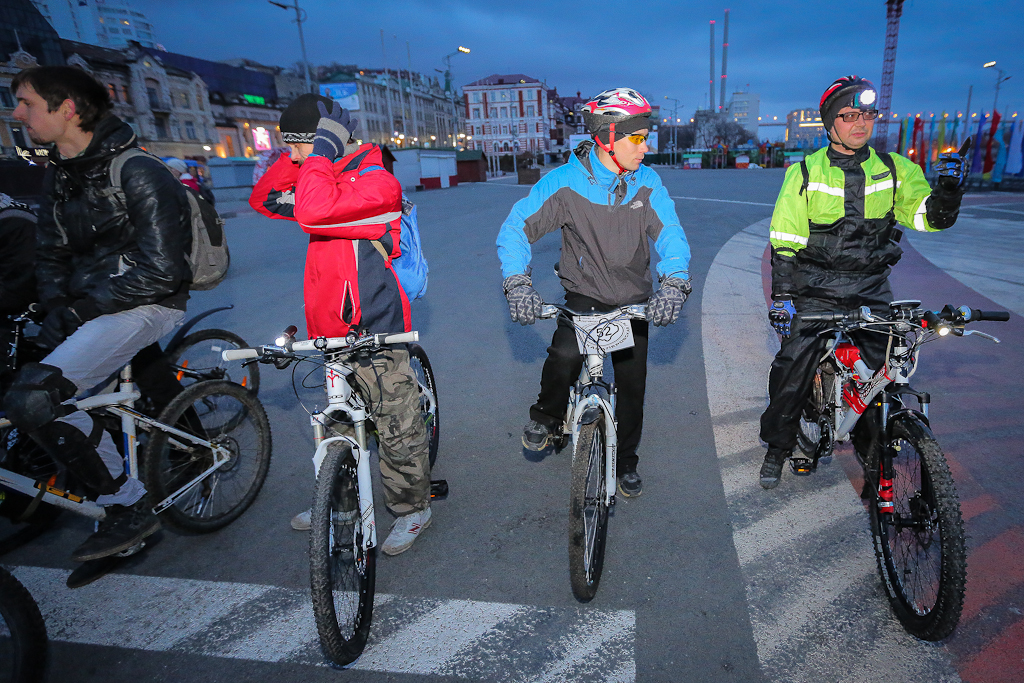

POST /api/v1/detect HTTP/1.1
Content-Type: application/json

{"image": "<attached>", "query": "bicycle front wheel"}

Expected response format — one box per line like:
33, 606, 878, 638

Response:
408, 344, 439, 468
568, 418, 610, 602
310, 443, 375, 666
168, 329, 260, 394
0, 566, 48, 683
870, 415, 966, 640
142, 380, 272, 533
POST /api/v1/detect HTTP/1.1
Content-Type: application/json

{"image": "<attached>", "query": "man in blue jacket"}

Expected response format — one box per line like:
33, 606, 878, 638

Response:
496, 87, 691, 497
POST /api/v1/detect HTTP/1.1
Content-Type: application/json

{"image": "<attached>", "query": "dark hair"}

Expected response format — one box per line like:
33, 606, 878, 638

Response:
11, 66, 112, 133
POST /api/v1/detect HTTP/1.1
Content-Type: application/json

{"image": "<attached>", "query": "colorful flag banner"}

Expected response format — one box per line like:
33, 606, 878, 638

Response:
983, 110, 1002, 177
1006, 120, 1024, 176
971, 113, 988, 174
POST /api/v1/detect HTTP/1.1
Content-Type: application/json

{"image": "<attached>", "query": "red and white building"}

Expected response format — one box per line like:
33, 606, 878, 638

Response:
463, 73, 553, 156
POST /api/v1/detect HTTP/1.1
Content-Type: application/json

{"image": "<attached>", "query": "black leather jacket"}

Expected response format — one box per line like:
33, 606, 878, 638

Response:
36, 115, 190, 314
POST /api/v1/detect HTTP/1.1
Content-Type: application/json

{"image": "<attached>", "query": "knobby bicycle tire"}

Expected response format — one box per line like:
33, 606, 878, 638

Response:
568, 418, 609, 602
408, 343, 439, 468
870, 414, 966, 641
141, 380, 272, 533
310, 442, 376, 666
0, 566, 48, 683
168, 328, 261, 394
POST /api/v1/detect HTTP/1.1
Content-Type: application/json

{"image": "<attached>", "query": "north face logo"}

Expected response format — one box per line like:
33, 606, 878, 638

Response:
630, 200, 643, 209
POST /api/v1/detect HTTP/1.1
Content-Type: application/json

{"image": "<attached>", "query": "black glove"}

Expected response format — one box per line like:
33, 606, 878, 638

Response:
37, 306, 83, 350
312, 100, 356, 160
935, 140, 970, 194
648, 276, 691, 327
768, 298, 796, 337
503, 273, 543, 325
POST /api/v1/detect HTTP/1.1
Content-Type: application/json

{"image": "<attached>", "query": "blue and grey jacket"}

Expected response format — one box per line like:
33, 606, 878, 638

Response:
497, 141, 690, 306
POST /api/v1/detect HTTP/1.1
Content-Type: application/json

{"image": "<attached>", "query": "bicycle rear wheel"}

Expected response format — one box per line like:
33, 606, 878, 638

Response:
870, 415, 966, 640
142, 380, 272, 533
168, 329, 260, 394
796, 361, 834, 460
0, 566, 48, 683
310, 443, 375, 666
568, 418, 610, 602
408, 344, 439, 468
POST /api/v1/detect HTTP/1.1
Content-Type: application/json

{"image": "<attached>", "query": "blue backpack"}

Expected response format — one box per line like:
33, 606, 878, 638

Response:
373, 196, 428, 300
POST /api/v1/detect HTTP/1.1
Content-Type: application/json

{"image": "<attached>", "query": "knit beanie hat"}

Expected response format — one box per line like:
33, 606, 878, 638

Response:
280, 93, 341, 143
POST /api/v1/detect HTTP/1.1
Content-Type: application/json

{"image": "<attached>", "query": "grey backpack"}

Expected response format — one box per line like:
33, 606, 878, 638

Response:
106, 148, 229, 290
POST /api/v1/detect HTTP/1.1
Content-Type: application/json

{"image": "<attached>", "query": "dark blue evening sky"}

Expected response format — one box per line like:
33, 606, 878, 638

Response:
136, 0, 1022, 122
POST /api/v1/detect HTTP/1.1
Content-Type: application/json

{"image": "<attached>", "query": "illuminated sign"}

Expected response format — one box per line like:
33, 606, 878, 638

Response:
242, 94, 266, 105
253, 126, 271, 151
319, 83, 360, 111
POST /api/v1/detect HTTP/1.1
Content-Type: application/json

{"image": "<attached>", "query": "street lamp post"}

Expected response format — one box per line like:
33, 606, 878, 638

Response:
664, 96, 681, 167
983, 61, 1012, 115
442, 46, 470, 149
268, 0, 312, 93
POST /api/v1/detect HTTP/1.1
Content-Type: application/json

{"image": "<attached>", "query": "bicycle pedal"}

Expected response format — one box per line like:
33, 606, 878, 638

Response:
430, 479, 448, 500
790, 458, 816, 475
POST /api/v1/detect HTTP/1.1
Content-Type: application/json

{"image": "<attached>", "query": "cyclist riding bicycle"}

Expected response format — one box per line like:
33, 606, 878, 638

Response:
759, 75, 969, 489
249, 93, 432, 555
4, 66, 192, 561
496, 87, 692, 498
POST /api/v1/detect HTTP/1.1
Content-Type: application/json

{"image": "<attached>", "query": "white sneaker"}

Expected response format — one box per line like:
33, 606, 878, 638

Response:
381, 507, 431, 556
291, 509, 311, 531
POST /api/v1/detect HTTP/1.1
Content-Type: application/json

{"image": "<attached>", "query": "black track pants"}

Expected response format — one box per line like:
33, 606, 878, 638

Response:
529, 293, 649, 475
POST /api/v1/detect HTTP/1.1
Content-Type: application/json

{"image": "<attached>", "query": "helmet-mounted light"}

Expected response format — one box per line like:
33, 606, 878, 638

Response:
855, 89, 876, 107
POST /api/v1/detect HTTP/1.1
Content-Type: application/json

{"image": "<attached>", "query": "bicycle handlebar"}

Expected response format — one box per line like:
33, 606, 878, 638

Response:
221, 331, 419, 362
539, 303, 647, 320
800, 304, 1009, 327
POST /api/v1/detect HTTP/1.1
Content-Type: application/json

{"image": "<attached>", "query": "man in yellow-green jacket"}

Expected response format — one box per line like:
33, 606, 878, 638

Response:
759, 75, 969, 489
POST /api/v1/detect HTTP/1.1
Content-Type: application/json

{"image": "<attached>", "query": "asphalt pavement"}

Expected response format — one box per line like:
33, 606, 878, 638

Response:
3, 169, 1022, 683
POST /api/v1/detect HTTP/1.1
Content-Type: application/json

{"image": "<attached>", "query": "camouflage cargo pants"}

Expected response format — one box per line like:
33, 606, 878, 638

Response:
352, 346, 431, 516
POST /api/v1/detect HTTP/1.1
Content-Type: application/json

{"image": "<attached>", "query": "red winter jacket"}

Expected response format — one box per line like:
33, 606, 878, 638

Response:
249, 145, 410, 338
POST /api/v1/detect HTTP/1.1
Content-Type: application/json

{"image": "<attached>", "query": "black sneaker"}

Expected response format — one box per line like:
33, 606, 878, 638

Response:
71, 503, 161, 563
759, 447, 790, 490
617, 472, 643, 498
522, 420, 551, 451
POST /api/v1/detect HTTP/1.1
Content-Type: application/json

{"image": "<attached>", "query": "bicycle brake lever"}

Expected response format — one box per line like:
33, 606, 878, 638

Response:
962, 329, 1001, 343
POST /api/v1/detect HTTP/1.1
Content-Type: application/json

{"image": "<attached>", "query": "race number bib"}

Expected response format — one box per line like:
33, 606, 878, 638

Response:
574, 313, 635, 355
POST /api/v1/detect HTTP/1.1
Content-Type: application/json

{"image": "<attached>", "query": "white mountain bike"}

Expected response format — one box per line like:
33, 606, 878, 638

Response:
224, 326, 439, 666
537, 303, 646, 602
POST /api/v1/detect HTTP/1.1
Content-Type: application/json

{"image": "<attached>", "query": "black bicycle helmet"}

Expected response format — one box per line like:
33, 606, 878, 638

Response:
819, 75, 877, 132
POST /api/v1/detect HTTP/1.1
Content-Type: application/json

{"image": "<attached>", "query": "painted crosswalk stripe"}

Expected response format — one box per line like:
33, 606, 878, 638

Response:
8, 565, 634, 681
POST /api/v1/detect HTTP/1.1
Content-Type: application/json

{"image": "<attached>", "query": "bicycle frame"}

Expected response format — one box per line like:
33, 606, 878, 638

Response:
0, 363, 233, 521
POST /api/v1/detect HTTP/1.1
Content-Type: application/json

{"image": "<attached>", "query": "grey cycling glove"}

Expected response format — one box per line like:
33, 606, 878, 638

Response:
503, 273, 543, 325
648, 276, 691, 327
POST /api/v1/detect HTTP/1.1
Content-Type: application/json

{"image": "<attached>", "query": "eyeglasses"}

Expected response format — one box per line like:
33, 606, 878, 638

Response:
617, 133, 649, 144
837, 110, 879, 123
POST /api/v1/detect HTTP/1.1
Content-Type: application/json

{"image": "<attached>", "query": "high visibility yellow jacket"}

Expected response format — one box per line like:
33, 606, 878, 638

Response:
769, 144, 945, 299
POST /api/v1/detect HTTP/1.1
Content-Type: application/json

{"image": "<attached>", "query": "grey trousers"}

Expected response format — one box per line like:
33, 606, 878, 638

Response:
43, 304, 185, 505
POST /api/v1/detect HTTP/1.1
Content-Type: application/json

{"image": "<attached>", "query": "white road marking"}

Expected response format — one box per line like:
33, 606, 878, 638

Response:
8, 565, 634, 680
671, 195, 776, 207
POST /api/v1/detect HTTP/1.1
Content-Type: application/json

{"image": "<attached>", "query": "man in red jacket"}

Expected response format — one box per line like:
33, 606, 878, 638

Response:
250, 94, 431, 555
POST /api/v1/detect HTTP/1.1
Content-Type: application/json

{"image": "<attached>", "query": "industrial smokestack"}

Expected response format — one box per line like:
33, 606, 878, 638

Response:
720, 9, 729, 112
709, 20, 716, 113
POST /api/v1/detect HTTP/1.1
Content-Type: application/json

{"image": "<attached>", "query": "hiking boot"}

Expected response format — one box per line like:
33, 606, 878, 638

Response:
522, 420, 551, 451
381, 507, 432, 556
617, 472, 643, 498
759, 447, 790, 490
291, 509, 311, 530
71, 502, 161, 562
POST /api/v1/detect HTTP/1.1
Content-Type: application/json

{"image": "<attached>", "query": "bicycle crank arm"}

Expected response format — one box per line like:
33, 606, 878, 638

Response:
152, 448, 231, 515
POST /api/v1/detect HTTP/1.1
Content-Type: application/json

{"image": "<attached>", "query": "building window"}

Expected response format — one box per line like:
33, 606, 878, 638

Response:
108, 83, 118, 102
536, 123, 542, 133
146, 84, 160, 109
472, 108, 480, 119
1, 86, 16, 108
490, 107, 497, 118
500, 107, 507, 118
195, 89, 204, 110
154, 116, 168, 139
185, 121, 197, 139
179, 92, 190, 109
121, 84, 131, 104
527, 105, 535, 117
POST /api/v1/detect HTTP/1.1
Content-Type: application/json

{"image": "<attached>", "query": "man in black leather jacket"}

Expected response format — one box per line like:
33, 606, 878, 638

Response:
5, 66, 191, 563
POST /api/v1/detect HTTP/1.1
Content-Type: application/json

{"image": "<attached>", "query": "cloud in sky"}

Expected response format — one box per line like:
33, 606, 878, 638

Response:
134, 0, 1022, 121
